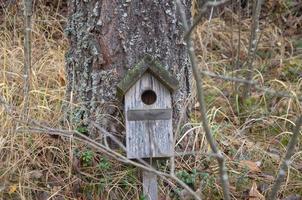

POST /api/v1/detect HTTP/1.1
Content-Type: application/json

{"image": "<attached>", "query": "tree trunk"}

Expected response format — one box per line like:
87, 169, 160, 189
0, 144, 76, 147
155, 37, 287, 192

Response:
65, 0, 191, 137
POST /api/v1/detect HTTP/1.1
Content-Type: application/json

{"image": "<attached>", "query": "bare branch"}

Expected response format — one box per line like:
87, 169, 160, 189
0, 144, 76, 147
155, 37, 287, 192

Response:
22, 0, 33, 119
0, 96, 202, 200
235, 0, 242, 69
242, 0, 263, 99
175, 1, 231, 200
200, 70, 302, 101
185, 0, 229, 39
201, 70, 256, 84
268, 116, 302, 200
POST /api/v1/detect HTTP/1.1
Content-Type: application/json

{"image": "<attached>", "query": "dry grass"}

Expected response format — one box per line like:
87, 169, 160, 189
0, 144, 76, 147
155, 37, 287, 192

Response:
1, 1, 302, 200
0, 2, 144, 200
187, 1, 302, 199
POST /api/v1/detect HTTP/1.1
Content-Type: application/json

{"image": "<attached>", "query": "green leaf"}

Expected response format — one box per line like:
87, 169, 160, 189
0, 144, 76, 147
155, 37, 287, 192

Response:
76, 125, 88, 135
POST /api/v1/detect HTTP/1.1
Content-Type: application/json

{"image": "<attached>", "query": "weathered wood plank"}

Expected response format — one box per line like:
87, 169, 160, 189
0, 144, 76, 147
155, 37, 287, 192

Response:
116, 56, 179, 99
125, 72, 173, 159
127, 109, 172, 121
143, 169, 158, 200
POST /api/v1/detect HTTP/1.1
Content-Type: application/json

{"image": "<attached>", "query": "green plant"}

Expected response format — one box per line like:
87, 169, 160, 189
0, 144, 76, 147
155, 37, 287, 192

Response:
281, 136, 289, 146
243, 96, 258, 110
281, 59, 302, 82
76, 125, 88, 135
83, 184, 94, 199
176, 168, 199, 188
81, 150, 94, 167
200, 172, 216, 193
211, 123, 221, 138
98, 157, 111, 170
97, 178, 107, 195
235, 167, 250, 191
139, 195, 147, 200
293, 39, 302, 50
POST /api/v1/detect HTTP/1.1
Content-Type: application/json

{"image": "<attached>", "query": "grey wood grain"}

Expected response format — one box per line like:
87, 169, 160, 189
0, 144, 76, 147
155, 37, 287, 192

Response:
127, 109, 172, 121
125, 72, 173, 159
64, 0, 191, 141
143, 169, 158, 200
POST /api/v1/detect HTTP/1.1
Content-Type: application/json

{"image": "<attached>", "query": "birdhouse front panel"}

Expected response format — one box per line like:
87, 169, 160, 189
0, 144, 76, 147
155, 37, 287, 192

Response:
125, 72, 173, 159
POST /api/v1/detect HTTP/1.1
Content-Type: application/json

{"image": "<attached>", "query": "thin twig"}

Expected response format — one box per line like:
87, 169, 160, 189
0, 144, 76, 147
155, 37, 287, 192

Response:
268, 116, 302, 200
22, 0, 32, 119
199, 70, 302, 101
35, 127, 201, 200
175, 1, 231, 200
201, 70, 256, 84
0, 96, 202, 200
242, 0, 263, 99
185, 0, 229, 39
235, 0, 242, 70
171, 95, 191, 175
89, 121, 201, 200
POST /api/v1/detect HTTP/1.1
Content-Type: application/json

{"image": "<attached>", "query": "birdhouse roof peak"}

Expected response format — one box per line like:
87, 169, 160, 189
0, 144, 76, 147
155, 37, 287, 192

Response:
117, 55, 179, 99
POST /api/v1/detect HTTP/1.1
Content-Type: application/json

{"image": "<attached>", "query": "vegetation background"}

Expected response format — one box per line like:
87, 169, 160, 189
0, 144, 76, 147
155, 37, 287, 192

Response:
0, 0, 302, 199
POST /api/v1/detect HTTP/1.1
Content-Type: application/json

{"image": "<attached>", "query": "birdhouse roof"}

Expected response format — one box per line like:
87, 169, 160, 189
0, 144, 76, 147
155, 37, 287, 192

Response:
117, 55, 179, 99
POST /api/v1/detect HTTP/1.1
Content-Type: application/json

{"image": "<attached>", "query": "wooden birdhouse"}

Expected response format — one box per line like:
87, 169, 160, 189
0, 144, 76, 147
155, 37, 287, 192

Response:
117, 56, 179, 159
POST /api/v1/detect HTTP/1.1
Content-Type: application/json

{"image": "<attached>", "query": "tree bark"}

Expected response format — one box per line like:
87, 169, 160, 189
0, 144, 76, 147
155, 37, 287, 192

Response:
65, 0, 191, 136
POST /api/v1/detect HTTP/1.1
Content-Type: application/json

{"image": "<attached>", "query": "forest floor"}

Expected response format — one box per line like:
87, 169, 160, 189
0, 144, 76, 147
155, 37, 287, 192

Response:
0, 1, 302, 200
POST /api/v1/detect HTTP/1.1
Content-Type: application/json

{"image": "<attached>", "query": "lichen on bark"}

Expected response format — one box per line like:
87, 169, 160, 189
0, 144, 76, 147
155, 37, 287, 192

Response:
65, 0, 192, 137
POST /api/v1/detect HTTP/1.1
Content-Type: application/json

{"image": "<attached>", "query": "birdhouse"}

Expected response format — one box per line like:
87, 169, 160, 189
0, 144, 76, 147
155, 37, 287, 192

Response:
117, 56, 179, 159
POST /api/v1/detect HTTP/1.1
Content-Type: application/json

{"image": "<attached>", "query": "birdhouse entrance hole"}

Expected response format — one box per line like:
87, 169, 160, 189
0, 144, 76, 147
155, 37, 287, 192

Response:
117, 56, 181, 200
141, 90, 157, 105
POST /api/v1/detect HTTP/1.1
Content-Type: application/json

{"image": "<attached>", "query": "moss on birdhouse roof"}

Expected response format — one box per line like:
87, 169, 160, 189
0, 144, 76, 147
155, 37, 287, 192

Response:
117, 55, 179, 99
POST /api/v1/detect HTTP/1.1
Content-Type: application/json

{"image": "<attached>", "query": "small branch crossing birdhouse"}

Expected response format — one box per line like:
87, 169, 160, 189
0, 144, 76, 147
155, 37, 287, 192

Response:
117, 56, 179, 159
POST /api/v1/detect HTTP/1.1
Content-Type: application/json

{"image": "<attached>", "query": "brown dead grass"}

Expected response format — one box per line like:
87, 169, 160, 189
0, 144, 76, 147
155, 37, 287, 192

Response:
0, 1, 302, 200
